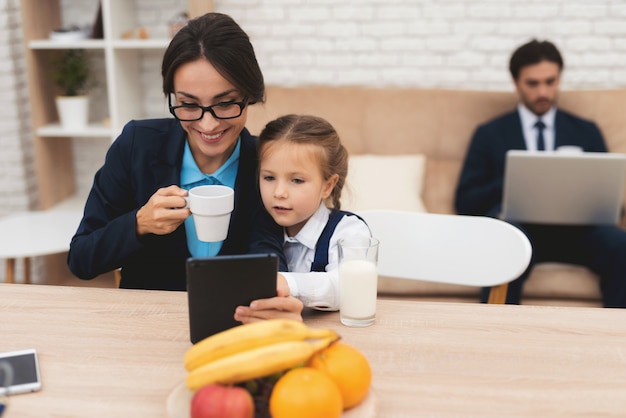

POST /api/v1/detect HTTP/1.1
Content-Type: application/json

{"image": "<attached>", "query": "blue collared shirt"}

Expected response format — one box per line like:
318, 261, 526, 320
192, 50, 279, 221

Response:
180, 139, 240, 257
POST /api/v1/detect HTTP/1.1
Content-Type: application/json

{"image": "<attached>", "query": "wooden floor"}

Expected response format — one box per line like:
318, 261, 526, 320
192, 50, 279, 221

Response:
56, 271, 116, 288
2, 253, 117, 288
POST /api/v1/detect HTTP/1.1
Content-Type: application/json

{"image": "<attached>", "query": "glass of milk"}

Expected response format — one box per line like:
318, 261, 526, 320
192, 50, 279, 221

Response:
338, 237, 379, 327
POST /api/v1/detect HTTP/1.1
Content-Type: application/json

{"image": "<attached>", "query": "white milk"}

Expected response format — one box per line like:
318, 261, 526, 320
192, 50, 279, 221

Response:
339, 259, 378, 325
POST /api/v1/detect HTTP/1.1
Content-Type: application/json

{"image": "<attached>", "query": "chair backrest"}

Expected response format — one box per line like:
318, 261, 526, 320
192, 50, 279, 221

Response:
357, 210, 532, 288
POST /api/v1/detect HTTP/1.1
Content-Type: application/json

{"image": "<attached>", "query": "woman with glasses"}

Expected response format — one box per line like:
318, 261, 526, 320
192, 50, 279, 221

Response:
68, 13, 303, 322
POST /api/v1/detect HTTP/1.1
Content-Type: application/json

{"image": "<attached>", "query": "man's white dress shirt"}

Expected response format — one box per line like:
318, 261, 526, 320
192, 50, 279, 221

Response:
518, 104, 557, 152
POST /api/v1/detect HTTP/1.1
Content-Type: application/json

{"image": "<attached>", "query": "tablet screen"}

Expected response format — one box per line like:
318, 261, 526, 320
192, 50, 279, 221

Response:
186, 253, 278, 343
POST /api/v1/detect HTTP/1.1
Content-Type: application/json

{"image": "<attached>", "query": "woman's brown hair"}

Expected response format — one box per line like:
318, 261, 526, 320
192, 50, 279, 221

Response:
161, 12, 264, 104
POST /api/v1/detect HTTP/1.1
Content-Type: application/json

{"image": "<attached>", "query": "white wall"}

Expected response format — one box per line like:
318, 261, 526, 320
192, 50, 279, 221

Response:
0, 0, 36, 216
222, 0, 626, 91
0, 0, 39, 280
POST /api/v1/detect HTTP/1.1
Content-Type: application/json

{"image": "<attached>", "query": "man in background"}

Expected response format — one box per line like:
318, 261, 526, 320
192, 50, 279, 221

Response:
455, 39, 626, 307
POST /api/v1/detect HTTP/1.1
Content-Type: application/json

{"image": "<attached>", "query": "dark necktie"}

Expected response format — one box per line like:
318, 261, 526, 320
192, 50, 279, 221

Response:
534, 120, 546, 151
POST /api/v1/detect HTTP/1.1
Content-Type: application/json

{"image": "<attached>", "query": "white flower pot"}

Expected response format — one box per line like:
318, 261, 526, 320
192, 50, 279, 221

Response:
55, 95, 89, 130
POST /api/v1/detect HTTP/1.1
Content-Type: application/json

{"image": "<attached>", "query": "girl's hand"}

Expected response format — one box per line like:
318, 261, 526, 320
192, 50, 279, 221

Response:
234, 287, 304, 323
276, 273, 290, 296
136, 185, 190, 236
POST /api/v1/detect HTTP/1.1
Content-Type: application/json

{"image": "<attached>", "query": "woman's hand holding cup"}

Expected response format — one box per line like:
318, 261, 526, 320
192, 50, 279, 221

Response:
136, 184, 234, 241
136, 185, 190, 236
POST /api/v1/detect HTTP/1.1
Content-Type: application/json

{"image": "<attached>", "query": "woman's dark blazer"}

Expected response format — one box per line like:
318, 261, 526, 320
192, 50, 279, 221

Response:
68, 118, 282, 290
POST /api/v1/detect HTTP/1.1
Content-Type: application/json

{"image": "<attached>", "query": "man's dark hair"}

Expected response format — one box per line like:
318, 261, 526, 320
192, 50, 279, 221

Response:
509, 39, 564, 80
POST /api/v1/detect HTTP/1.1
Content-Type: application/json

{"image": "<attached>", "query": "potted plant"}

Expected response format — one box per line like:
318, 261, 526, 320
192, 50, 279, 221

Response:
53, 49, 90, 130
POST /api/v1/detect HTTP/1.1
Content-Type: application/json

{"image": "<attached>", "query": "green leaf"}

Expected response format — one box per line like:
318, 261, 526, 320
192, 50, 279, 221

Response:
52, 49, 90, 96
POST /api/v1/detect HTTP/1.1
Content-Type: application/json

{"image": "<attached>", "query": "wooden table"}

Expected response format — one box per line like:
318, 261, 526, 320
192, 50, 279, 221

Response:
1, 283, 625, 417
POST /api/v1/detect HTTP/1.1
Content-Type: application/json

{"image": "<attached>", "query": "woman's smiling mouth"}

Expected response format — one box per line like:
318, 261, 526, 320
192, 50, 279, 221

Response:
199, 129, 225, 143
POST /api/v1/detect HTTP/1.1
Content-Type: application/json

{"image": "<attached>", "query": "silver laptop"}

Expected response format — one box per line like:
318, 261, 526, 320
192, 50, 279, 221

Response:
501, 150, 626, 225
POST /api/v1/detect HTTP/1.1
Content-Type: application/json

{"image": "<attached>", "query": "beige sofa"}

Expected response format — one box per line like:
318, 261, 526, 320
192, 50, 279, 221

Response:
247, 87, 626, 307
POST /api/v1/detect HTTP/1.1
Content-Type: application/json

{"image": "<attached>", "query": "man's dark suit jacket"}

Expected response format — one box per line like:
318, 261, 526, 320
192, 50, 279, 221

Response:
68, 118, 283, 290
455, 108, 607, 218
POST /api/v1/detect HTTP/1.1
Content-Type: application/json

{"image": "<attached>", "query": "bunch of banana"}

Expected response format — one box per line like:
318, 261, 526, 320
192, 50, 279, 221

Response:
184, 319, 340, 391
184, 318, 339, 371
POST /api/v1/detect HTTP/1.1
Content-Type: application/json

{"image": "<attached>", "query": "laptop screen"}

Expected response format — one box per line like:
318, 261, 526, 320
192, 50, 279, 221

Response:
501, 150, 626, 225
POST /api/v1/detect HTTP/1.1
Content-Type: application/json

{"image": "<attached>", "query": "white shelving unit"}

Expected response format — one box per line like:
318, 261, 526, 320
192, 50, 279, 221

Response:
21, 0, 212, 209
36, 123, 113, 138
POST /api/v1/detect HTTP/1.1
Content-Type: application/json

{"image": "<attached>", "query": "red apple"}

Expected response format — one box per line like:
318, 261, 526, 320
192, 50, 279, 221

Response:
191, 384, 254, 418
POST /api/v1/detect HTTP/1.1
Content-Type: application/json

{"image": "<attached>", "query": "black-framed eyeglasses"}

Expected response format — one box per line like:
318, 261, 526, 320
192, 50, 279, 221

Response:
168, 95, 249, 121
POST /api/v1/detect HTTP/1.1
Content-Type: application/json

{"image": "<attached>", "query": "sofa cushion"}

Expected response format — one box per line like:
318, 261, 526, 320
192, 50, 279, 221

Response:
377, 262, 602, 305
378, 275, 479, 298
523, 262, 601, 301
342, 154, 427, 212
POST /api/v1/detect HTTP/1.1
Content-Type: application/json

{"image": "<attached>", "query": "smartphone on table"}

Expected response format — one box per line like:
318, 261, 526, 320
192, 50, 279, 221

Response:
0, 348, 42, 396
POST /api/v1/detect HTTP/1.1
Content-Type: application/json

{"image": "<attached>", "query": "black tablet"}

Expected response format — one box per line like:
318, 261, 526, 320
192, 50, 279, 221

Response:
186, 253, 278, 343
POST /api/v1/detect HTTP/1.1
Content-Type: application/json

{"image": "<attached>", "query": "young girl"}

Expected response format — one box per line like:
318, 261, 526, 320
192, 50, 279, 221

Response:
257, 114, 372, 311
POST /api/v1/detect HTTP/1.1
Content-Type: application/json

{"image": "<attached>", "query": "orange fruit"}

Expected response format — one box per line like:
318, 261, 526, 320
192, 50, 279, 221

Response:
269, 367, 343, 418
309, 341, 372, 409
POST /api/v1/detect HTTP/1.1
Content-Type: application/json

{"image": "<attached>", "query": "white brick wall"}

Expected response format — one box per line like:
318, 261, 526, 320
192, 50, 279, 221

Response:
219, 0, 626, 91
0, 0, 34, 216
73, 0, 626, 196
0, 0, 39, 281
3, 0, 626, 282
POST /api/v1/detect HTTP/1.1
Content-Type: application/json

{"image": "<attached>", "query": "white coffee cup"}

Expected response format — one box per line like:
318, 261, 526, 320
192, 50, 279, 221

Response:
184, 185, 234, 242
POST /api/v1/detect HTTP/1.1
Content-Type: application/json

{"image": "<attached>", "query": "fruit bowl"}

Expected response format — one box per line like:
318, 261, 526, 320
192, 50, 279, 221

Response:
166, 381, 378, 418
176, 319, 376, 417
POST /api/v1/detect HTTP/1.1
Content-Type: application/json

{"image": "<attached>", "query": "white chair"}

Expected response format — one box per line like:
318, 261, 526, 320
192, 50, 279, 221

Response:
0, 210, 82, 284
357, 210, 532, 304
